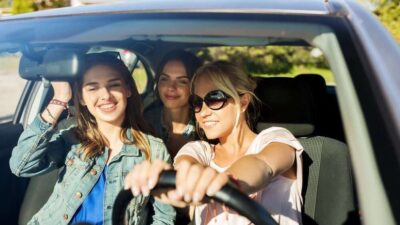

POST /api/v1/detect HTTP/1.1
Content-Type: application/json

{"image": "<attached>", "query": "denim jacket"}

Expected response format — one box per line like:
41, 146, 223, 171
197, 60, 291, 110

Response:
9, 115, 176, 225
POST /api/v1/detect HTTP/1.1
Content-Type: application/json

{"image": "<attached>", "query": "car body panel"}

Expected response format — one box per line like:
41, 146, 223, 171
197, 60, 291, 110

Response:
0, 1, 399, 225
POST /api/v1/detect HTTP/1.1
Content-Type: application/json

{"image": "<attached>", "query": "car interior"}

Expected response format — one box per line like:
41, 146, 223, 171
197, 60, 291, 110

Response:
0, 13, 367, 225
6, 43, 360, 225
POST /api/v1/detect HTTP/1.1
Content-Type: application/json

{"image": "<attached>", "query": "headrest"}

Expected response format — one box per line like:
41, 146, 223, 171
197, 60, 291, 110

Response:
295, 73, 327, 97
254, 77, 316, 136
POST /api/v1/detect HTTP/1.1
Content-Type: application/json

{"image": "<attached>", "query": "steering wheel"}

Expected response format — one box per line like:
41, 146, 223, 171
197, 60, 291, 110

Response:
112, 170, 278, 225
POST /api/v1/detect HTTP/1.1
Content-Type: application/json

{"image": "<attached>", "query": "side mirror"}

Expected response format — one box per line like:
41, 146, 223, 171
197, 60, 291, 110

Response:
19, 49, 84, 81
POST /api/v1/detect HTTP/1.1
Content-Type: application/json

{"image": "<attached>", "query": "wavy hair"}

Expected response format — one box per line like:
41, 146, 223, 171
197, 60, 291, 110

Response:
73, 53, 154, 160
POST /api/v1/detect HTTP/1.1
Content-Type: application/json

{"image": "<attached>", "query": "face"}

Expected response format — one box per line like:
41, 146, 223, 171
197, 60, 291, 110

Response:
158, 60, 191, 109
81, 64, 131, 126
193, 75, 238, 140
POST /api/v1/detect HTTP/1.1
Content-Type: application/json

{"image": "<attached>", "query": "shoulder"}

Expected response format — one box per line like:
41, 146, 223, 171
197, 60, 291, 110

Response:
145, 133, 171, 161
258, 126, 296, 138
145, 133, 165, 145
174, 140, 214, 165
180, 140, 211, 151
145, 134, 167, 153
250, 126, 303, 152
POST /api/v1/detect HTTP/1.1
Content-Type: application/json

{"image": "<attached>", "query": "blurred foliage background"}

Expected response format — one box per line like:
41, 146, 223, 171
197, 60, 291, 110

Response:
2, 0, 398, 42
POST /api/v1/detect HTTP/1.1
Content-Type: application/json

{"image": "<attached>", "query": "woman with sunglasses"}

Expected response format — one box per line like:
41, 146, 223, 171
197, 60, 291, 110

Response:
10, 54, 175, 225
125, 61, 304, 225
146, 50, 202, 158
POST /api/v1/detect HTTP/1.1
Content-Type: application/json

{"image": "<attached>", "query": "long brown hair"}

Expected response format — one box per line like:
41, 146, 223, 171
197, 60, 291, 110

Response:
74, 53, 153, 160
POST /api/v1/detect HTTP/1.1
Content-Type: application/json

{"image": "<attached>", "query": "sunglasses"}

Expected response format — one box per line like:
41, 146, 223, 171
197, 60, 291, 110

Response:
190, 90, 231, 113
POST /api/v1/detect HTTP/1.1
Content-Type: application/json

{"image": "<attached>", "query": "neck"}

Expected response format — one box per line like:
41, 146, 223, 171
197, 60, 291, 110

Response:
163, 105, 191, 132
97, 120, 124, 147
218, 120, 256, 155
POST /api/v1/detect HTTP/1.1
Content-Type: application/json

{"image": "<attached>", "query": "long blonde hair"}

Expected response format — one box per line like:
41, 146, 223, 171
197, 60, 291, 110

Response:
191, 61, 259, 139
74, 53, 153, 160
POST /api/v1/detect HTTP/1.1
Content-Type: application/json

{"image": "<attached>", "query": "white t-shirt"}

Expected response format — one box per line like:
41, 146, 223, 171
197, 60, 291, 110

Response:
174, 127, 303, 225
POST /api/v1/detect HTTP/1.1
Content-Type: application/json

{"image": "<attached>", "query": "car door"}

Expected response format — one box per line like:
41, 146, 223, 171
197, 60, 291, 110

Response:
0, 52, 31, 225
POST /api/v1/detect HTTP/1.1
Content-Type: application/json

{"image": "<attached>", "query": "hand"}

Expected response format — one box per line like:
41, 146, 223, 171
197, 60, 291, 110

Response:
51, 81, 72, 102
174, 160, 229, 204
124, 159, 229, 207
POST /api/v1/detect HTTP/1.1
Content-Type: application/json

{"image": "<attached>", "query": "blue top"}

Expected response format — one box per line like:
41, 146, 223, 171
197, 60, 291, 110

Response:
71, 166, 108, 225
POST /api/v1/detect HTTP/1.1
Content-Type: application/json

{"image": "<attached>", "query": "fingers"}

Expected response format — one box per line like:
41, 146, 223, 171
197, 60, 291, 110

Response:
181, 164, 204, 202
192, 167, 217, 203
124, 159, 230, 206
175, 161, 229, 204
124, 160, 171, 197
206, 172, 229, 196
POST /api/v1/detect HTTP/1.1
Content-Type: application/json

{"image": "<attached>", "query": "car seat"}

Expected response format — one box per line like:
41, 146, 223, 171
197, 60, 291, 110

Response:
295, 74, 345, 142
254, 76, 360, 225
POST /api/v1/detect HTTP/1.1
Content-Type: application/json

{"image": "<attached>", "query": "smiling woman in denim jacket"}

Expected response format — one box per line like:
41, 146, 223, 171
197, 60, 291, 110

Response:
9, 54, 175, 225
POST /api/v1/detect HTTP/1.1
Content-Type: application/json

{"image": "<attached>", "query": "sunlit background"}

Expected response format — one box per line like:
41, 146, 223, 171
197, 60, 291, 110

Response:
0, 0, 399, 43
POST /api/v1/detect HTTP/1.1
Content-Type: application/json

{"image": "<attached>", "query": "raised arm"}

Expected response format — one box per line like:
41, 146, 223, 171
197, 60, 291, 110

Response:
9, 81, 73, 177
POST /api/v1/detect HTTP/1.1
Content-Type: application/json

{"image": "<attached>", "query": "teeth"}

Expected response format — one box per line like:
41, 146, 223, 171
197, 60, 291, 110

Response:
204, 121, 217, 127
99, 103, 115, 109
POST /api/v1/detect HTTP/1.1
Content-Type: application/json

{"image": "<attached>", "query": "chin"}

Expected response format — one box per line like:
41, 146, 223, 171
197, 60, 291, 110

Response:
203, 130, 220, 140
164, 102, 186, 109
95, 112, 125, 124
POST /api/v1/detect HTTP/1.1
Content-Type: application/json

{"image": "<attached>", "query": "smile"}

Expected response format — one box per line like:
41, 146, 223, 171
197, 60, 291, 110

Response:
164, 95, 180, 100
202, 121, 218, 128
98, 102, 117, 112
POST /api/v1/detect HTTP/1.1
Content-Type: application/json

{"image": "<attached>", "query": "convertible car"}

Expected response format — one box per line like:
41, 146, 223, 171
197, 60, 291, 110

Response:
0, 0, 399, 224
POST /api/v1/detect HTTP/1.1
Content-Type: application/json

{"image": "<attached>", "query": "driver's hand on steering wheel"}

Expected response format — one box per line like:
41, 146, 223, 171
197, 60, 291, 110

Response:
124, 159, 229, 207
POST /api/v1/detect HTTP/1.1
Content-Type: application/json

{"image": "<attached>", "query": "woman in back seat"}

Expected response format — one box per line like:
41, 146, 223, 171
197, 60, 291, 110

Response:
145, 50, 201, 158
125, 61, 304, 225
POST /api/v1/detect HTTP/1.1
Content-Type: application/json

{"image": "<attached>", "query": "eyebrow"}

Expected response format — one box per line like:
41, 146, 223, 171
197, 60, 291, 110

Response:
160, 73, 189, 79
84, 78, 122, 86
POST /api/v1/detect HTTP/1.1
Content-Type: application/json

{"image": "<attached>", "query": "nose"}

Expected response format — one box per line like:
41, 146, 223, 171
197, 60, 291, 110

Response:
197, 101, 212, 117
99, 87, 112, 100
166, 80, 178, 89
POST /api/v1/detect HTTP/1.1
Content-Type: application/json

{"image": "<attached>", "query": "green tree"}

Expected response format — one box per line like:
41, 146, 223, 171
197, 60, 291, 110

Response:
195, 46, 328, 76
375, 1, 400, 42
12, 0, 35, 14
12, 0, 69, 14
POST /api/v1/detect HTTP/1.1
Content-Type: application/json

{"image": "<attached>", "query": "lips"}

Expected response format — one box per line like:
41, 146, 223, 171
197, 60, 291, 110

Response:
164, 94, 180, 100
97, 102, 117, 112
202, 120, 218, 128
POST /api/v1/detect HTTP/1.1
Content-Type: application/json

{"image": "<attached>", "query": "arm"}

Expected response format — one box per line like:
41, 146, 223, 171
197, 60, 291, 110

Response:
9, 81, 72, 177
147, 139, 177, 225
225, 142, 296, 194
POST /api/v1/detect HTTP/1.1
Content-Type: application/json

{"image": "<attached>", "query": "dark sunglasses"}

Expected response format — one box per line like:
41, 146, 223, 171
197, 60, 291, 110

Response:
190, 90, 231, 113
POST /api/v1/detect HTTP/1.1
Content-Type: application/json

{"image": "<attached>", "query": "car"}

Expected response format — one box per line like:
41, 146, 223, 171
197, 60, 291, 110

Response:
0, 0, 399, 224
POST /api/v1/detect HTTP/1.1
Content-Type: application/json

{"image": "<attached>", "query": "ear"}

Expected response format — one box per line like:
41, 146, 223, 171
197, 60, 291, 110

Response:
240, 93, 251, 113
126, 89, 132, 98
